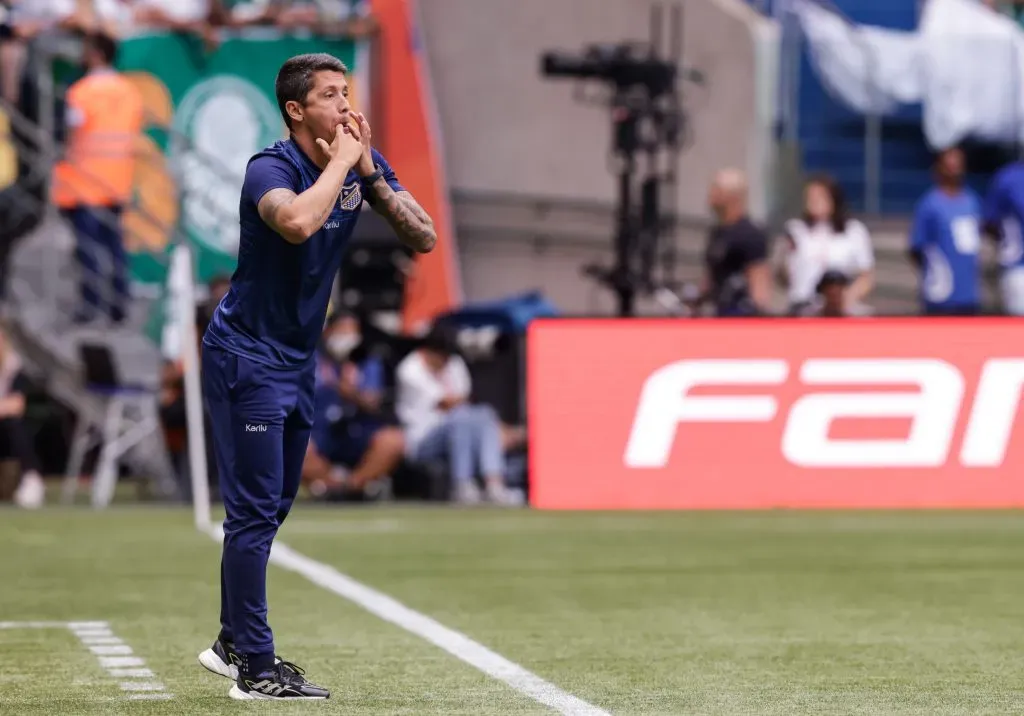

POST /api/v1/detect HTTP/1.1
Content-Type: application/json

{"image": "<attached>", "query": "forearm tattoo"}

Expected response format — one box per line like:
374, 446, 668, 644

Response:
369, 180, 437, 253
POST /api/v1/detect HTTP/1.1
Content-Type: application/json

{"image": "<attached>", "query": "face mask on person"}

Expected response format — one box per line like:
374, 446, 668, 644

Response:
327, 334, 360, 360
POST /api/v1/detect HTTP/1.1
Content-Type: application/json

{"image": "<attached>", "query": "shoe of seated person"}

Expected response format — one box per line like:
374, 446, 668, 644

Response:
484, 480, 523, 506
12, 472, 44, 509
453, 481, 482, 505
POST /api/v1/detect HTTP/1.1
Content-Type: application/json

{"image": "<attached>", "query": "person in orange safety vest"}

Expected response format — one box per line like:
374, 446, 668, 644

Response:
52, 32, 142, 325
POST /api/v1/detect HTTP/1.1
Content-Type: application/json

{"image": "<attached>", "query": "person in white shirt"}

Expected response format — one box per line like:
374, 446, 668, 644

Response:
778, 175, 875, 315
395, 325, 517, 506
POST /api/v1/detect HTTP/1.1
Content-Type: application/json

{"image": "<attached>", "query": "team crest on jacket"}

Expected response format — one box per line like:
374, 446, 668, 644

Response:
340, 182, 362, 211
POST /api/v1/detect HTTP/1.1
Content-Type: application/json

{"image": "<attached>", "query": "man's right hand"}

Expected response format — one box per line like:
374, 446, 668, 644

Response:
316, 123, 364, 169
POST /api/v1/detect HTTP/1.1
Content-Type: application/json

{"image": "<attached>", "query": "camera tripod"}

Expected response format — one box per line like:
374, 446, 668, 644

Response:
542, 2, 702, 317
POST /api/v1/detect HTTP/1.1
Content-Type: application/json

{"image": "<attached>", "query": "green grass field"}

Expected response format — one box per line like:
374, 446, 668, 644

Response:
4, 506, 1024, 714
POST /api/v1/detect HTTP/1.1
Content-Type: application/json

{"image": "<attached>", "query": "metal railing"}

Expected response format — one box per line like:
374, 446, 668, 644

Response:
0, 95, 181, 326
0, 101, 159, 314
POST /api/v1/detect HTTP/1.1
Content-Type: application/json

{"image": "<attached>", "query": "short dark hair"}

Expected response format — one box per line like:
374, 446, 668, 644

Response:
816, 269, 850, 294
934, 145, 965, 172
421, 324, 458, 358
275, 53, 349, 130
84, 32, 118, 65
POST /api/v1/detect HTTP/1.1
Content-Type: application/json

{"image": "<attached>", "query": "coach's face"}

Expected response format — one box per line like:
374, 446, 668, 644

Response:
297, 70, 352, 143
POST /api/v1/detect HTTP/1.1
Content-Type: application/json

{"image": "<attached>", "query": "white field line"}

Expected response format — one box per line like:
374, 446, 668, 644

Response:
0, 621, 172, 700
66, 622, 173, 699
207, 525, 610, 716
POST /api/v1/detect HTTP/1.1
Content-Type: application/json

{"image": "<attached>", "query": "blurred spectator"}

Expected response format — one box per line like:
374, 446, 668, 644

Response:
132, 0, 214, 31
7, 0, 78, 38
86, 0, 137, 38
51, 31, 143, 325
161, 275, 222, 501
2, 0, 80, 106
285, 0, 374, 35
779, 175, 875, 316
815, 270, 850, 317
302, 311, 405, 498
216, 0, 374, 35
0, 326, 45, 509
908, 147, 982, 316
215, 0, 277, 27
983, 159, 1024, 315
159, 354, 188, 499
0, 2, 25, 106
131, 0, 220, 48
395, 324, 520, 506
196, 273, 230, 339
696, 168, 771, 316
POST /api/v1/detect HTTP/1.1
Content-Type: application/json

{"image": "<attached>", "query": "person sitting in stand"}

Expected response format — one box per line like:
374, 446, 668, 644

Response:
814, 270, 852, 318
301, 311, 405, 498
395, 324, 521, 506
0, 326, 45, 509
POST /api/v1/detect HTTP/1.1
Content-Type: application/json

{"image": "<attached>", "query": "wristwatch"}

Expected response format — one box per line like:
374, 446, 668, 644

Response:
361, 165, 384, 187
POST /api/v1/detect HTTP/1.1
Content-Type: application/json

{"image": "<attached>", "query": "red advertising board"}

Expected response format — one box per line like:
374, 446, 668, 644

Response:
527, 318, 1024, 510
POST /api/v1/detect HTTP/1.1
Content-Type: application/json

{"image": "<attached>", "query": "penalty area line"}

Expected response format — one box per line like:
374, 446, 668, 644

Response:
204, 525, 610, 716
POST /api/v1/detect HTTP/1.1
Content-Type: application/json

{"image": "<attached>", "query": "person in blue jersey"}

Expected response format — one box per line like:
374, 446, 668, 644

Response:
983, 159, 1024, 315
195, 53, 436, 702
908, 147, 982, 316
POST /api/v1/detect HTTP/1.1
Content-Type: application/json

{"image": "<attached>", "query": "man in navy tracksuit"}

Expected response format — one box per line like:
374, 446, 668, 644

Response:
195, 53, 436, 701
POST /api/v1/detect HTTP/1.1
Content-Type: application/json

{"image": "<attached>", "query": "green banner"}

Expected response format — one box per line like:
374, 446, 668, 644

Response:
114, 32, 359, 286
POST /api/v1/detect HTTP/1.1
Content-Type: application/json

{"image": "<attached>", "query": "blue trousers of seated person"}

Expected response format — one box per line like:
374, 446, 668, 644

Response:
311, 383, 386, 468
315, 419, 380, 467
411, 404, 504, 486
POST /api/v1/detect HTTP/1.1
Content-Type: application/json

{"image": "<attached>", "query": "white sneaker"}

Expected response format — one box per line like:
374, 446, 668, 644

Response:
13, 472, 45, 509
453, 481, 482, 505
484, 480, 523, 507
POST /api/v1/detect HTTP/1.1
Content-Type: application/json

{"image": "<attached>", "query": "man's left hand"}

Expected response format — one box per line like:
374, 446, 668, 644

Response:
348, 112, 376, 177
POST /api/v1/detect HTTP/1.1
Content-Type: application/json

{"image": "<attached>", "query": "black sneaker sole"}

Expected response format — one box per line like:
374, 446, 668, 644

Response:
228, 684, 328, 700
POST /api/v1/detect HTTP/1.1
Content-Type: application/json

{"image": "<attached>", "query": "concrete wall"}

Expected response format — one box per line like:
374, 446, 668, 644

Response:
449, 191, 710, 315
417, 0, 773, 312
